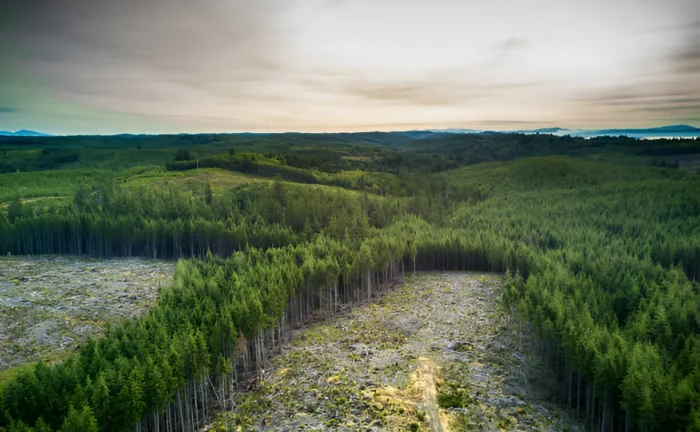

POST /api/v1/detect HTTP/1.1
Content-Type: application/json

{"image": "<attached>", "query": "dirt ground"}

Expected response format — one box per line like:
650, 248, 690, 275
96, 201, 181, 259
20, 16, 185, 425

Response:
212, 273, 584, 431
0, 256, 173, 371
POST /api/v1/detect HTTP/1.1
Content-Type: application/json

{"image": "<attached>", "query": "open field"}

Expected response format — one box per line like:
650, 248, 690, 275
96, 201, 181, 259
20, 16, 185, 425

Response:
122, 167, 264, 191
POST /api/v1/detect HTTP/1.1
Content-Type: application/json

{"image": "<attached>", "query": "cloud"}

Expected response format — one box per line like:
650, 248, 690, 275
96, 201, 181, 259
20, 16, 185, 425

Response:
630, 104, 700, 114
478, 37, 530, 68
576, 17, 700, 123
578, 90, 699, 106
640, 19, 700, 34
494, 37, 529, 54
672, 40, 700, 74
2, 0, 293, 119
299, 66, 546, 107
578, 85, 700, 119
478, 120, 546, 126
1, 0, 699, 132
339, 79, 530, 106
668, 10, 700, 73
340, 78, 490, 106
322, 0, 353, 9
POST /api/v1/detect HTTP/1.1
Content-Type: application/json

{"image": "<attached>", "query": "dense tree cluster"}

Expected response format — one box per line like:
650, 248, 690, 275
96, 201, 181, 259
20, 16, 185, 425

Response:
2, 132, 698, 174
0, 176, 423, 258
446, 158, 700, 431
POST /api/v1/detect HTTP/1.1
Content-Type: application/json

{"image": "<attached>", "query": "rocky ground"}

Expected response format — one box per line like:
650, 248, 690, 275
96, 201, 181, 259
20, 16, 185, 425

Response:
0, 257, 173, 372
212, 273, 583, 431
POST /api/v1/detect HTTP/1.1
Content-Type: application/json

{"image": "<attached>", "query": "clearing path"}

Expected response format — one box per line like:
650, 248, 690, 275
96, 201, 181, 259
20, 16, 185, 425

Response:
215, 273, 583, 431
417, 357, 444, 432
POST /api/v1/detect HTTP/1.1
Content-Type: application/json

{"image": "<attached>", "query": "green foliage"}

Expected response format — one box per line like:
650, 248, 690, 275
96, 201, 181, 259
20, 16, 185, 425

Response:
0, 132, 699, 431
60, 406, 97, 432
174, 149, 192, 162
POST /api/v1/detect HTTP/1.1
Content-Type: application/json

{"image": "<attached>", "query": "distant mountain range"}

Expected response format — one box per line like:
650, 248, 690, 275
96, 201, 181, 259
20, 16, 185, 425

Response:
0, 130, 53, 137
1, 125, 699, 139
427, 125, 700, 139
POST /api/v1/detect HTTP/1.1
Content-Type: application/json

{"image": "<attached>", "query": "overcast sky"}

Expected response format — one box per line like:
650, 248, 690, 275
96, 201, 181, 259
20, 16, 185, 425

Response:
1, 0, 699, 134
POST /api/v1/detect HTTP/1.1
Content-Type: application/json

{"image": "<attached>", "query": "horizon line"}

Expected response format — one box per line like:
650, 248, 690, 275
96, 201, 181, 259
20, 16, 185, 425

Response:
2, 123, 700, 137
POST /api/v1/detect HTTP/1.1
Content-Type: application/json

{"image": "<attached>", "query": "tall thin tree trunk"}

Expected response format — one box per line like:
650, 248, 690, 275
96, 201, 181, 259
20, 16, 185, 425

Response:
577, 373, 582, 421
367, 270, 372, 300
193, 380, 199, 430
177, 390, 185, 432
568, 371, 573, 408
601, 399, 607, 432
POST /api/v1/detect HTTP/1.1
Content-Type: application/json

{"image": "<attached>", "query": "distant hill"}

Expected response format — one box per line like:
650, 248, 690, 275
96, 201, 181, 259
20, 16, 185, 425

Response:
1, 125, 698, 140
645, 125, 700, 133
0, 130, 53, 137
583, 125, 700, 137
531, 127, 566, 134
426, 128, 482, 134
427, 125, 700, 139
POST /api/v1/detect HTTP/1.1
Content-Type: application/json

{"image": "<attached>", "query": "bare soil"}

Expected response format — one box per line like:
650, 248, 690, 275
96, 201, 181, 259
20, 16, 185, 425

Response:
0, 256, 173, 372
211, 273, 584, 431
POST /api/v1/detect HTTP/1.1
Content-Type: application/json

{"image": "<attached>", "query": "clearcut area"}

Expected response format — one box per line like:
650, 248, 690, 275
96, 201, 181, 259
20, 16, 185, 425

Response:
0, 257, 173, 373
214, 273, 583, 431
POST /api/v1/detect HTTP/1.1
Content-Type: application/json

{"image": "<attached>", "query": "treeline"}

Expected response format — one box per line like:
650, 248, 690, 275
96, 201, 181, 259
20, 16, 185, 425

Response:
3, 131, 697, 175
0, 214, 298, 259
405, 132, 700, 168
1, 177, 443, 258
0, 148, 80, 174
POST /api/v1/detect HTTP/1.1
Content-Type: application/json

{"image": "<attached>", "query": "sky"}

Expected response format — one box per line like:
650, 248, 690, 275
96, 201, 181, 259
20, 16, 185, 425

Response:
0, 0, 699, 135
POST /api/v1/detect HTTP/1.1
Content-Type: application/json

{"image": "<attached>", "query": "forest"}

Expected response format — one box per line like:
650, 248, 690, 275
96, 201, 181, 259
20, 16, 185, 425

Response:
0, 132, 698, 431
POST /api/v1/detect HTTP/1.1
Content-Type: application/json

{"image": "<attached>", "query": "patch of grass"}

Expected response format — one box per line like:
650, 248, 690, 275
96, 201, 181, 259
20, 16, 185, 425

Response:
436, 363, 475, 409
0, 169, 110, 203
123, 167, 262, 193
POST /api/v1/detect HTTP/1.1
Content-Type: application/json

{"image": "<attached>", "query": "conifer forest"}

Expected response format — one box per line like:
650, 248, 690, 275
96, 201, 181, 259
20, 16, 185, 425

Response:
0, 132, 698, 432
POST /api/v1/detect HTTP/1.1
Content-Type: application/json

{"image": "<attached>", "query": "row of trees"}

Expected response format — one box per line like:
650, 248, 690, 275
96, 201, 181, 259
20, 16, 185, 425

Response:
0, 213, 298, 259
1, 176, 436, 258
